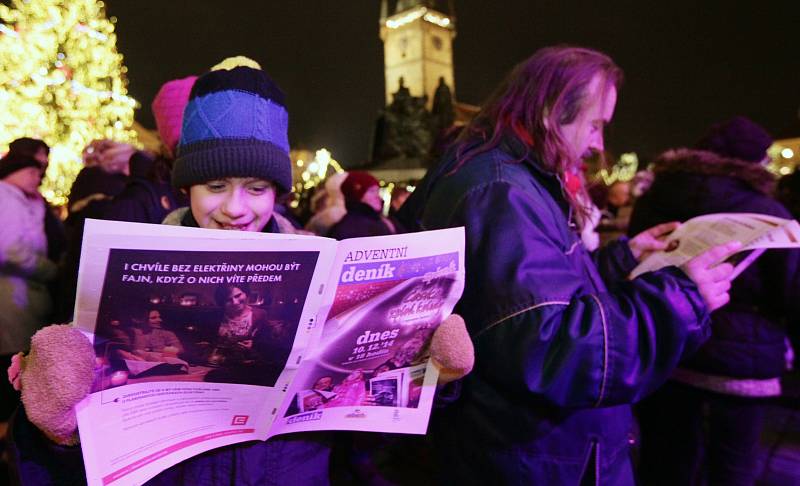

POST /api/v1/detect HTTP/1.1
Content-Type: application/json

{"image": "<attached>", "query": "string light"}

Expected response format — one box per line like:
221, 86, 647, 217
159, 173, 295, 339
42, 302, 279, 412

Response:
598, 152, 639, 185
0, 0, 138, 206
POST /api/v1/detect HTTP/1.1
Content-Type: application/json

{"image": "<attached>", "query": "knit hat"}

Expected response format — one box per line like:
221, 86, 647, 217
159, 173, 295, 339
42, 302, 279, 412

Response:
695, 116, 773, 163
340, 171, 379, 203
152, 75, 198, 158
172, 64, 292, 193
0, 152, 42, 180
8, 137, 49, 158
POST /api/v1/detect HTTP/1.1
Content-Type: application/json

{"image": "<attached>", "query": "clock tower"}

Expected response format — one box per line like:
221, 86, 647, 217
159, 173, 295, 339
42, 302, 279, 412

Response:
380, 0, 456, 110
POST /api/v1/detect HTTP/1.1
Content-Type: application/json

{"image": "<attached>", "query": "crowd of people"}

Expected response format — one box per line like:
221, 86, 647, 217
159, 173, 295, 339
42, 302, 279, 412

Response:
0, 46, 799, 485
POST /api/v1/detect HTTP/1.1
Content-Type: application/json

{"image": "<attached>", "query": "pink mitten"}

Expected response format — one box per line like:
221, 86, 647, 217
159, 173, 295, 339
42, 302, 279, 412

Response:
430, 314, 475, 384
13, 325, 95, 445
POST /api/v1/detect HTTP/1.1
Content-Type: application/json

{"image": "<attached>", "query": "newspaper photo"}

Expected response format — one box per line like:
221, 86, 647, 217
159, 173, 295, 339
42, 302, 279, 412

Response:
72, 220, 464, 486
630, 212, 800, 279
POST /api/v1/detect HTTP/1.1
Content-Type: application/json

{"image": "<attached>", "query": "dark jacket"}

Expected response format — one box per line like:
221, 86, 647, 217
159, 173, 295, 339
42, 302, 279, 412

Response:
9, 209, 331, 486
327, 201, 404, 240
400, 138, 711, 485
103, 152, 185, 225
629, 148, 800, 380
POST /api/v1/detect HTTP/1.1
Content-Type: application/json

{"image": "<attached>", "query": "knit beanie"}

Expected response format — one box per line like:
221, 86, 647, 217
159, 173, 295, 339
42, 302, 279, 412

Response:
695, 116, 773, 163
0, 152, 42, 180
171, 64, 292, 193
340, 171, 380, 203
151, 75, 198, 158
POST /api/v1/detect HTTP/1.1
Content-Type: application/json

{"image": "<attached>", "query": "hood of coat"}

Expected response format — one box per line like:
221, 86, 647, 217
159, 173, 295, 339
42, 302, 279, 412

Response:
652, 148, 775, 196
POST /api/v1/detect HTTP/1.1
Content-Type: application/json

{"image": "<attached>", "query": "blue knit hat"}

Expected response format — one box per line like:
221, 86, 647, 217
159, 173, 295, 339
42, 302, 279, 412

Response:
172, 65, 292, 193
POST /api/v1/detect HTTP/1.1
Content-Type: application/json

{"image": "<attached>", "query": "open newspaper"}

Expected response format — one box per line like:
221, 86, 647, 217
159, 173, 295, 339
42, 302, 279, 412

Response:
73, 219, 464, 486
630, 212, 800, 279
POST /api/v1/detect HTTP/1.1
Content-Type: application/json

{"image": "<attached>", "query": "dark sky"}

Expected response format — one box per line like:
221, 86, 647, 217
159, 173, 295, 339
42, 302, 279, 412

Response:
105, 1, 800, 166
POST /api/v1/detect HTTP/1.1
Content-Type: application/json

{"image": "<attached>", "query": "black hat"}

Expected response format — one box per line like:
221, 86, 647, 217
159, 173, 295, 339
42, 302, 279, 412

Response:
695, 116, 773, 163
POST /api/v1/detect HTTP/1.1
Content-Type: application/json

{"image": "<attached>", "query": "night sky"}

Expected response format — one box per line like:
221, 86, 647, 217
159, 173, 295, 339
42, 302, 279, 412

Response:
105, 1, 800, 166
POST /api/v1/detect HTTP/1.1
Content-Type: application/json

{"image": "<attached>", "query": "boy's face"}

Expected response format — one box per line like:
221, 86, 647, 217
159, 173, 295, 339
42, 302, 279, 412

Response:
190, 177, 276, 232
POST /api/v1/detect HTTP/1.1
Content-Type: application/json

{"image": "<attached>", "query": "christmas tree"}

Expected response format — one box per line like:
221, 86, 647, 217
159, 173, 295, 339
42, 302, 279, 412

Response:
0, 0, 137, 205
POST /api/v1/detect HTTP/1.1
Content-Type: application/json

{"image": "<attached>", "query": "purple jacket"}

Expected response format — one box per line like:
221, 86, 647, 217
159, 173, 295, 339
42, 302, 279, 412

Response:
401, 137, 711, 485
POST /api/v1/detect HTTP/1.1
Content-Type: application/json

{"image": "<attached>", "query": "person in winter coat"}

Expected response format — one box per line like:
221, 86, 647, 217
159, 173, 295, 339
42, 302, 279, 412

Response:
304, 172, 347, 236
55, 140, 136, 322
7, 61, 474, 486
0, 153, 56, 426
398, 45, 741, 485
630, 117, 800, 486
328, 171, 405, 240
7, 138, 66, 264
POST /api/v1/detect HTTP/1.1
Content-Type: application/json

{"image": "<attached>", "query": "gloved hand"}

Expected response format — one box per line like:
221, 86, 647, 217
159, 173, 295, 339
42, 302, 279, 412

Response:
429, 314, 474, 384
7, 325, 95, 446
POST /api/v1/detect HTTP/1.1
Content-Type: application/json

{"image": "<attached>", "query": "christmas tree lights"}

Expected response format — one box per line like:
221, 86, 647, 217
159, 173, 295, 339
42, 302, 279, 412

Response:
0, 0, 138, 205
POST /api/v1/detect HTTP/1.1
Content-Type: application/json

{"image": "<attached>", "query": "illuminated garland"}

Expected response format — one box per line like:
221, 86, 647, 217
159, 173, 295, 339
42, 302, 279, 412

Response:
598, 152, 639, 185
0, 0, 138, 206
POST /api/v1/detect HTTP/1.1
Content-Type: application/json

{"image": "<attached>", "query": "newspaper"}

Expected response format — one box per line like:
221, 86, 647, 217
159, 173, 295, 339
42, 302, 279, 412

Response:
73, 219, 464, 486
630, 213, 800, 279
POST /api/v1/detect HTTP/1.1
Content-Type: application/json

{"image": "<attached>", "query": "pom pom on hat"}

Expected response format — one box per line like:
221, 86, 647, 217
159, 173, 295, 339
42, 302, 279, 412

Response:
211, 56, 262, 71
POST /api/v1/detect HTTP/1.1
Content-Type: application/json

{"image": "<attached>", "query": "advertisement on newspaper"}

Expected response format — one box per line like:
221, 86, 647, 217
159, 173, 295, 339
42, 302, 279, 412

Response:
274, 232, 464, 435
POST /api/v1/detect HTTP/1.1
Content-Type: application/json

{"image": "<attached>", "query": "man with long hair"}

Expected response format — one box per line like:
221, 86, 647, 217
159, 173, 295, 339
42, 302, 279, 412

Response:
399, 46, 741, 485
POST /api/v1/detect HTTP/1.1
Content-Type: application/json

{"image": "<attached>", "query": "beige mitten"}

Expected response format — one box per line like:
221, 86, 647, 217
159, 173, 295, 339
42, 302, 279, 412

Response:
10, 325, 95, 445
430, 314, 475, 384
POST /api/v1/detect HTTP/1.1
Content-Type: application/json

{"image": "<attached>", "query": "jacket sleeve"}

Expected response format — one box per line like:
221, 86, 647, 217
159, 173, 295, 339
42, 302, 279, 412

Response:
591, 237, 639, 288
451, 181, 710, 409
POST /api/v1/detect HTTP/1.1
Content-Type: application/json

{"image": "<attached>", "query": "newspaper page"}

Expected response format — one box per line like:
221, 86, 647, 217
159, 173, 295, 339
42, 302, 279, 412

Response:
74, 220, 337, 486
630, 213, 800, 279
272, 228, 465, 435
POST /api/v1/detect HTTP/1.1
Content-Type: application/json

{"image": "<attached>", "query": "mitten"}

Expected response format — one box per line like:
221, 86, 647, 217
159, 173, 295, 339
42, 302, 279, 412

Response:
430, 314, 474, 384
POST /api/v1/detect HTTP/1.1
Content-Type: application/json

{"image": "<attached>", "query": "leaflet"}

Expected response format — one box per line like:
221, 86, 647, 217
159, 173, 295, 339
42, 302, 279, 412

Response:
73, 219, 464, 486
630, 212, 800, 279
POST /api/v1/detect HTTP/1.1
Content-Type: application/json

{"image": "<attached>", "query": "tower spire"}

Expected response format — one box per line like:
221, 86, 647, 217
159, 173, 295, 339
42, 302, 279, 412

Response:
380, 0, 388, 23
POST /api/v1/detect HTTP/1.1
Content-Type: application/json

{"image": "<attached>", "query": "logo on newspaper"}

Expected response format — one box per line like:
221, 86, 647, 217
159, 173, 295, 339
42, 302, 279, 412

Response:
231, 415, 249, 426
287, 411, 324, 424
345, 409, 367, 419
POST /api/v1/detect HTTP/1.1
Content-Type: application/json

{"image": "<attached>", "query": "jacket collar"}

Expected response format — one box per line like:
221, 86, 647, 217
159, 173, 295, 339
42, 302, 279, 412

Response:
164, 207, 280, 233
498, 135, 560, 181
344, 201, 382, 219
